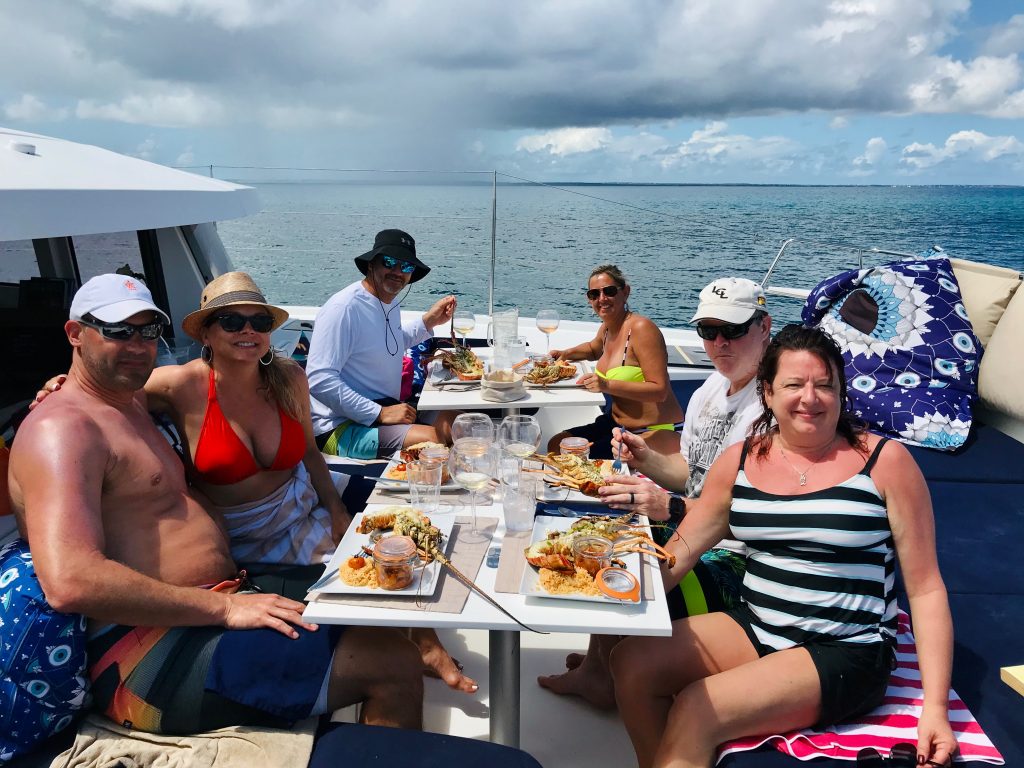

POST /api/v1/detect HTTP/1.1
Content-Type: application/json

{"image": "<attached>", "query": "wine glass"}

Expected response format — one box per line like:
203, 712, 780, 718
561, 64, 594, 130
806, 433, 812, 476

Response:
536, 309, 560, 355
498, 415, 541, 463
450, 437, 497, 542
450, 412, 496, 443
452, 310, 475, 343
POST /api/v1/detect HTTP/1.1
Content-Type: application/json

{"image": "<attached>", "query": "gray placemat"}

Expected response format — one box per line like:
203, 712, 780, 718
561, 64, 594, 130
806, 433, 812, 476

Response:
310, 516, 497, 614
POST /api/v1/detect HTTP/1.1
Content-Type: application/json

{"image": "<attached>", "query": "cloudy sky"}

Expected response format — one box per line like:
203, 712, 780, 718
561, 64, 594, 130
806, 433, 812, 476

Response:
2, 0, 1022, 184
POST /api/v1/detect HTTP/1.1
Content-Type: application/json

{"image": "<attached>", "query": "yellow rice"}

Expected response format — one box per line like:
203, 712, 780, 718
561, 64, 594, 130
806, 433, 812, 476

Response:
340, 560, 380, 589
538, 566, 601, 596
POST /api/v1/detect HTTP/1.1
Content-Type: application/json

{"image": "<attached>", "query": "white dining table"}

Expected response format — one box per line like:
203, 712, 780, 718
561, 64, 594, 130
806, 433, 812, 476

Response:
302, 500, 673, 748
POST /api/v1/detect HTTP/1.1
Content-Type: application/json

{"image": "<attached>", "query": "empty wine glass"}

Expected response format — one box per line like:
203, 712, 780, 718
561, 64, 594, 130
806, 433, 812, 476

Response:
536, 309, 560, 355
453, 310, 475, 343
451, 412, 496, 443
498, 415, 541, 463
450, 437, 497, 542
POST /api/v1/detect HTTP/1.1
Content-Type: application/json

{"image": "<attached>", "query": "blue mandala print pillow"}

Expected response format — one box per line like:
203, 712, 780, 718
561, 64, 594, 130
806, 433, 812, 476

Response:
802, 255, 980, 451
1, 539, 90, 762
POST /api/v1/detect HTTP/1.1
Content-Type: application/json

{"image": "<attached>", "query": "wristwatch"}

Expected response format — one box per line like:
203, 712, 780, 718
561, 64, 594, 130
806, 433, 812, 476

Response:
668, 494, 686, 524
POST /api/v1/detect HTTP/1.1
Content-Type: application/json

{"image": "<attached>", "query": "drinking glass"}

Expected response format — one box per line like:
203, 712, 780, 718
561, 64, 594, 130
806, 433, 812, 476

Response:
450, 437, 497, 542
407, 460, 442, 514
453, 310, 475, 343
498, 414, 541, 462
536, 309, 560, 355
504, 471, 540, 532
451, 412, 496, 443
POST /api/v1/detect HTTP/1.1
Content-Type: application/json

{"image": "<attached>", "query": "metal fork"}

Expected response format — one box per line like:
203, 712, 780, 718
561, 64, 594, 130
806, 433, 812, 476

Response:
611, 425, 625, 473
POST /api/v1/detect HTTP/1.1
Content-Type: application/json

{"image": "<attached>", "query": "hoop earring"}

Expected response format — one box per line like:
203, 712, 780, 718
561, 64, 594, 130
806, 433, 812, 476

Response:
260, 348, 275, 367
201, 345, 213, 364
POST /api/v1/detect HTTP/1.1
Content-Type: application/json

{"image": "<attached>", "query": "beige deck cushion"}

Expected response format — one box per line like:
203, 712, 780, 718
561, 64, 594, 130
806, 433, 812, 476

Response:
979, 284, 1024, 421
950, 258, 1021, 347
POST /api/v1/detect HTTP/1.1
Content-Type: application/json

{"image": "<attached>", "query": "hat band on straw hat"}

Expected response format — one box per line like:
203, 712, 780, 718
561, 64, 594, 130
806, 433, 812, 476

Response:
201, 290, 270, 311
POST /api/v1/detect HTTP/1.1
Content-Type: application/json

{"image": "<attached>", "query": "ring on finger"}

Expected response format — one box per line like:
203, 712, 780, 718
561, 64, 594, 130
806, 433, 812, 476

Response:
629, 492, 635, 505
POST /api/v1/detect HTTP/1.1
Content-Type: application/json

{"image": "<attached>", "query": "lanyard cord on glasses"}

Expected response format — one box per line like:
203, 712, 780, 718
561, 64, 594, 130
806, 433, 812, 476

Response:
371, 273, 413, 356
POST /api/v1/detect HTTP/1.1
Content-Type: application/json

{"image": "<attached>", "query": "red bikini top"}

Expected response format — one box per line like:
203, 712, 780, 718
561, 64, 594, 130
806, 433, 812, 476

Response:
193, 368, 306, 485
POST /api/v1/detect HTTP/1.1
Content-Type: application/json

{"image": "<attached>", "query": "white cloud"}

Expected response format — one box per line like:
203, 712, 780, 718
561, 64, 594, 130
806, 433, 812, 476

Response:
134, 137, 158, 160
907, 55, 1024, 117
2, 94, 69, 122
88, 0, 300, 30
76, 88, 226, 127
659, 122, 801, 173
175, 146, 195, 165
900, 129, 1024, 171
516, 127, 612, 156
983, 14, 1024, 57
829, 116, 849, 130
850, 136, 887, 176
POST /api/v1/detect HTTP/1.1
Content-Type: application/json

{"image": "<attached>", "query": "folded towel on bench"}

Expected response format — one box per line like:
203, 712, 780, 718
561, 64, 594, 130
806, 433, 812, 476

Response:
718, 612, 1004, 765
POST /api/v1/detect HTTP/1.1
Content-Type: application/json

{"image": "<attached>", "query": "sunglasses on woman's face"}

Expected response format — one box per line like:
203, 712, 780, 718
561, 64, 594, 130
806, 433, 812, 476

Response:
380, 255, 416, 274
78, 317, 164, 342
208, 313, 275, 333
695, 316, 757, 341
585, 285, 621, 301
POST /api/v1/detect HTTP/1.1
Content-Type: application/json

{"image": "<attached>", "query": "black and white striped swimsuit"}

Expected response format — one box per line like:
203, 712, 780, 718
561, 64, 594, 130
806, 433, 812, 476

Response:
729, 438, 897, 651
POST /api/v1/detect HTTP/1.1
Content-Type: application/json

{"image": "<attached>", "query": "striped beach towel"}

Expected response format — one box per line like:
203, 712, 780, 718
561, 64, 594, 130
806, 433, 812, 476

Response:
718, 611, 1004, 764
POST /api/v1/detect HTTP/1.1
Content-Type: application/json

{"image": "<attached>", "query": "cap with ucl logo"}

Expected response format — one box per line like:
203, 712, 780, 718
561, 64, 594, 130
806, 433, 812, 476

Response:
690, 277, 767, 324
69, 274, 170, 324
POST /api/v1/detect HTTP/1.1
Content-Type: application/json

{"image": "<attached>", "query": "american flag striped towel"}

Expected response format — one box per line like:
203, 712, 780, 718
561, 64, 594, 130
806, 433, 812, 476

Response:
717, 611, 1004, 764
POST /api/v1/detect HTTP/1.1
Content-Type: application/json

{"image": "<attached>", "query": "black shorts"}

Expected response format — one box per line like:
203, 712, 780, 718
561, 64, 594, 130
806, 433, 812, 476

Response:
724, 606, 895, 729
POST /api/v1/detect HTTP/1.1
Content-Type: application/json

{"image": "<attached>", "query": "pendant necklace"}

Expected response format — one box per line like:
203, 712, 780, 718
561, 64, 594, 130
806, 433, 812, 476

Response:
779, 439, 834, 487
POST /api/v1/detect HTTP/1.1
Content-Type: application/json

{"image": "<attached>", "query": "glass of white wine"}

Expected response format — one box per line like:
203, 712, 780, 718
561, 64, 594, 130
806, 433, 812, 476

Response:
450, 437, 497, 542
536, 309, 560, 355
498, 414, 541, 463
450, 412, 496, 443
453, 310, 475, 343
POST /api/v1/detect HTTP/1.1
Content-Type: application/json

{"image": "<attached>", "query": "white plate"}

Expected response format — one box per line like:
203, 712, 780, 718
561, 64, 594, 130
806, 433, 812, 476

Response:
381, 450, 462, 493
518, 515, 642, 603
308, 508, 455, 597
534, 458, 630, 504
522, 360, 588, 388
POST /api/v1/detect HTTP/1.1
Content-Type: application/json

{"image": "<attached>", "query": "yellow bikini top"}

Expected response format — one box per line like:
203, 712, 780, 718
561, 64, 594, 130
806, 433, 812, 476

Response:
597, 325, 644, 382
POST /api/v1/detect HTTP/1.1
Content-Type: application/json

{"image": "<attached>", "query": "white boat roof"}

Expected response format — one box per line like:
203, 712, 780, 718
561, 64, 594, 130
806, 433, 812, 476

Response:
0, 127, 259, 241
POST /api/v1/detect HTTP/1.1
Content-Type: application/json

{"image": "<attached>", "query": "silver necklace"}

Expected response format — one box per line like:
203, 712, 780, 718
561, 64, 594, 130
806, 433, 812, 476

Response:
778, 440, 833, 486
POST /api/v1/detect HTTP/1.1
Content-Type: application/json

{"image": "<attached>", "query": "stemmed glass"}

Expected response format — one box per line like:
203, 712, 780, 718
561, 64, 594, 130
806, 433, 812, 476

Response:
451, 412, 495, 443
536, 309, 560, 355
498, 415, 541, 463
450, 437, 497, 542
452, 310, 475, 343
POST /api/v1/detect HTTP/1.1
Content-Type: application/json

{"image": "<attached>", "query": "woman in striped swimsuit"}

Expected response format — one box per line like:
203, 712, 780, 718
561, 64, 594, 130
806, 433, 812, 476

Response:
612, 325, 956, 768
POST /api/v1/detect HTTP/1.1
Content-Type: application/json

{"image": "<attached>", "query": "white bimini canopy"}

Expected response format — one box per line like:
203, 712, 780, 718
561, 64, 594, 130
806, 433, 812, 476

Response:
0, 127, 259, 241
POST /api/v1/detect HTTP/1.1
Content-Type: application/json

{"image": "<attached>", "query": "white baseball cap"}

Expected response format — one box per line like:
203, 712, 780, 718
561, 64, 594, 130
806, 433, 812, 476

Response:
690, 277, 767, 324
69, 274, 170, 324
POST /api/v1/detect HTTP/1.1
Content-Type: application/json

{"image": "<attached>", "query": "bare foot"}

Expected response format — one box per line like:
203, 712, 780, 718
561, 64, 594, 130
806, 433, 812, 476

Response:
411, 629, 478, 694
565, 652, 585, 670
537, 665, 616, 710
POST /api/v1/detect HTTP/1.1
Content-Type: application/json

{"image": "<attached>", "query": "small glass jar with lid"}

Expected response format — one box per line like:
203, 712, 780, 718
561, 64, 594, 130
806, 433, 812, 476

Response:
571, 535, 613, 577
559, 436, 590, 460
372, 535, 418, 590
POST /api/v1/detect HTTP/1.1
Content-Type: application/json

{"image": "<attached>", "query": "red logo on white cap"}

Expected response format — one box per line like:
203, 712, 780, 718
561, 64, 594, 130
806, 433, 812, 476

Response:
123, 279, 138, 291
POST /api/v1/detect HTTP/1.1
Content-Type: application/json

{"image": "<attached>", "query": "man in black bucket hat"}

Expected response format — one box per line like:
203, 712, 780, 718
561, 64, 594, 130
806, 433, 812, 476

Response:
306, 229, 458, 460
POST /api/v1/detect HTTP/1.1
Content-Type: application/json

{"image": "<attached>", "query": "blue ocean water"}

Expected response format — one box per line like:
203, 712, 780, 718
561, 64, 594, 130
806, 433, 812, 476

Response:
218, 182, 1024, 329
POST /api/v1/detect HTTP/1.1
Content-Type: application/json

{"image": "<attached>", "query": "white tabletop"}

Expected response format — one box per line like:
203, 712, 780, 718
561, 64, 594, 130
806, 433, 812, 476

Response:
302, 501, 673, 637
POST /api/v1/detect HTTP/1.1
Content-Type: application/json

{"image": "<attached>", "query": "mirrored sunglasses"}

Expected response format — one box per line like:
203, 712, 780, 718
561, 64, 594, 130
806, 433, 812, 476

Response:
696, 317, 756, 341
207, 312, 275, 333
380, 255, 416, 274
585, 285, 621, 301
78, 317, 164, 342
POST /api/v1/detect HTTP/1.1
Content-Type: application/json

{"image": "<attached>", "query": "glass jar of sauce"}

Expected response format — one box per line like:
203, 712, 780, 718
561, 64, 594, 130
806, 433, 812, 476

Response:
373, 535, 418, 590
572, 535, 613, 577
559, 436, 590, 460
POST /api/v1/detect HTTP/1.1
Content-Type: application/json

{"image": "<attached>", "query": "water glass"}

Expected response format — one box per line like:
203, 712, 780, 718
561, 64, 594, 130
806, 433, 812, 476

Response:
451, 412, 496, 443
407, 460, 442, 514
504, 472, 540, 532
450, 437, 497, 542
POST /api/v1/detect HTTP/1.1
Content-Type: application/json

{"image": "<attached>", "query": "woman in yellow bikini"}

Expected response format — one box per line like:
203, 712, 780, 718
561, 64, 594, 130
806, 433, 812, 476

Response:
548, 265, 685, 458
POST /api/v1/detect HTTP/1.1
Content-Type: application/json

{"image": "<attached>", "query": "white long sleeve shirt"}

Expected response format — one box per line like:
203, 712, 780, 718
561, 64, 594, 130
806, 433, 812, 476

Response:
307, 281, 431, 434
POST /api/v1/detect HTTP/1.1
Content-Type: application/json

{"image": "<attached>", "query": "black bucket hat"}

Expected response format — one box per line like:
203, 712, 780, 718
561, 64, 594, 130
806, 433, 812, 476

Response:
354, 229, 430, 283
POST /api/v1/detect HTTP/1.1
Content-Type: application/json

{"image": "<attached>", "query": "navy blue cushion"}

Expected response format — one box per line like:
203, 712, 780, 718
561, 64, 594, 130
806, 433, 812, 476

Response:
908, 422, 1024, 484
670, 378, 704, 413
308, 722, 543, 767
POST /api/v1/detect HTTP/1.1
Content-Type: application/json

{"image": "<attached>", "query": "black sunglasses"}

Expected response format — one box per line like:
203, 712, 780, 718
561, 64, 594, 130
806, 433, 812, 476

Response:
380, 255, 416, 274
78, 317, 164, 342
856, 743, 919, 767
207, 312, 275, 333
696, 316, 757, 341
585, 285, 621, 301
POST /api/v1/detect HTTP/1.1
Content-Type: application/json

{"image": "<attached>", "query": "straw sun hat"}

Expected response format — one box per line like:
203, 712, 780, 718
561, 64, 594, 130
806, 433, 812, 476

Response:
181, 272, 289, 341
